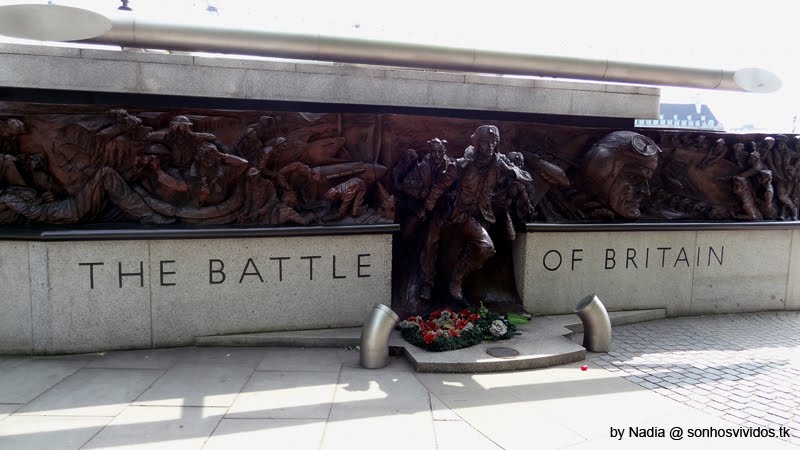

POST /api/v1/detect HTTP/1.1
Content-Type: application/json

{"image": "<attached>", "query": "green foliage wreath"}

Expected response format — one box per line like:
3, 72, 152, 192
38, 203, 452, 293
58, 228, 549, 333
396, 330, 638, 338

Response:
397, 304, 522, 352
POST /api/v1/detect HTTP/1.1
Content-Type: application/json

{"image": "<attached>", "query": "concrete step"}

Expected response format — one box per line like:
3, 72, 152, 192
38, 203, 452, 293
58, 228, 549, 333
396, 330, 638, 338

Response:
195, 328, 362, 348
193, 309, 665, 373
546, 308, 666, 333
401, 317, 585, 373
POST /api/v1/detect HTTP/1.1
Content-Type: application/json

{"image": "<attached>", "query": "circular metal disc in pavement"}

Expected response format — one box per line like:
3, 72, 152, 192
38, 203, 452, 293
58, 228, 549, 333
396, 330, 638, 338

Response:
486, 347, 520, 359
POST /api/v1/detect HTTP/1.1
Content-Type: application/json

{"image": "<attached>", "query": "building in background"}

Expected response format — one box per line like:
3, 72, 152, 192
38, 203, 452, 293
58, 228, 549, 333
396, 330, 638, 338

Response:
636, 103, 723, 131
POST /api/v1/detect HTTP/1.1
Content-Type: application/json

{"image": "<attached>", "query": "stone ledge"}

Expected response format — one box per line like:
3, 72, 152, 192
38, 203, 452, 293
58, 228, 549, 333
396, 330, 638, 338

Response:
194, 320, 586, 373
195, 328, 363, 348
191, 310, 668, 372
546, 309, 667, 333
526, 221, 800, 232
402, 318, 585, 373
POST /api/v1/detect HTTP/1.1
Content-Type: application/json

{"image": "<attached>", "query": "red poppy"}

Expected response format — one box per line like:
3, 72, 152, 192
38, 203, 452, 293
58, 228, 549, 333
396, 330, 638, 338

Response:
423, 332, 437, 344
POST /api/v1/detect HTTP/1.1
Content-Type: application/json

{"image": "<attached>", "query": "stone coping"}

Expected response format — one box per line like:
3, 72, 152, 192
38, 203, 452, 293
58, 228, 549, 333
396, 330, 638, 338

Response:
526, 221, 800, 232
2, 221, 793, 241
0, 42, 659, 118
0, 223, 399, 241
0, 43, 660, 95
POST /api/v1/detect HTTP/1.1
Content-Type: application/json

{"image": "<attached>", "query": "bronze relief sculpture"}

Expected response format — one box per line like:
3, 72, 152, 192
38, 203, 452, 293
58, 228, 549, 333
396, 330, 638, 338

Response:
1, 103, 799, 314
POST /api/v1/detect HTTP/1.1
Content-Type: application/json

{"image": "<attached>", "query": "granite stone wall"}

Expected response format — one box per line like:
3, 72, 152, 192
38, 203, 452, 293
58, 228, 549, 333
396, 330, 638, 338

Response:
0, 233, 392, 354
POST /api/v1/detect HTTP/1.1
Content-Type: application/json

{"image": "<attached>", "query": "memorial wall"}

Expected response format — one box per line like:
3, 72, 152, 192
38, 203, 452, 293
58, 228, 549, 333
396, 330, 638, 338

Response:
0, 46, 797, 354
1, 101, 799, 355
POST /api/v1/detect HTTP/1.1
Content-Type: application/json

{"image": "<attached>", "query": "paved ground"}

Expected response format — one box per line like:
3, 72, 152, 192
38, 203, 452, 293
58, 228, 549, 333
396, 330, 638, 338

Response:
0, 312, 798, 449
592, 311, 800, 447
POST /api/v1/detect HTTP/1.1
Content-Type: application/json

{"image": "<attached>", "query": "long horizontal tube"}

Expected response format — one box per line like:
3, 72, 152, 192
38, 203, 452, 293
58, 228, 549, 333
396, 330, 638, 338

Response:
77, 14, 780, 93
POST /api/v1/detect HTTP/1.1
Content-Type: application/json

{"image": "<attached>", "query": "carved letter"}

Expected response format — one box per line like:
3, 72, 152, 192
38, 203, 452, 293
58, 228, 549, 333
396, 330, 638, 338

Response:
674, 247, 690, 268
357, 253, 371, 278
657, 247, 671, 268
571, 249, 583, 271
270, 257, 290, 282
118, 261, 144, 288
605, 249, 616, 270
209, 259, 226, 284
626, 248, 638, 269
543, 250, 562, 271
300, 256, 321, 280
160, 260, 176, 286
332, 255, 346, 279
708, 246, 724, 266
79, 262, 104, 290
239, 258, 264, 283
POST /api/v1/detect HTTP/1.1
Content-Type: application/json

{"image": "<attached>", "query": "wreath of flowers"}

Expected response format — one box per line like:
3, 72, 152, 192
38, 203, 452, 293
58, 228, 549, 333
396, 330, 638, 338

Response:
397, 304, 517, 352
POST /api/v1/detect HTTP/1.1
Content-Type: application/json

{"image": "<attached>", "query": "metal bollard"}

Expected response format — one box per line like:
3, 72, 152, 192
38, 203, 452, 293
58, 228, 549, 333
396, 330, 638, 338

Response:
359, 303, 400, 369
574, 294, 612, 353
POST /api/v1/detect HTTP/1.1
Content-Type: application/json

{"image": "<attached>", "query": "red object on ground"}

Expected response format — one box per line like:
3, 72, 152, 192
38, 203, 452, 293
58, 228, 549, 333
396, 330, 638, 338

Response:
581, 365, 588, 371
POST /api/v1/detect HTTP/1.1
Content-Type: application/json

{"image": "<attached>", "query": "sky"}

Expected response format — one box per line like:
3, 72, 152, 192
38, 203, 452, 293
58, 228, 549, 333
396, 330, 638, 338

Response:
1, 0, 798, 131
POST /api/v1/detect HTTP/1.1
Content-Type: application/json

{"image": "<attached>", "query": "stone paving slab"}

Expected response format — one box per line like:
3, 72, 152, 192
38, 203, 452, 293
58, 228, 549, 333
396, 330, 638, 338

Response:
0, 415, 112, 450
86, 347, 194, 370
226, 371, 338, 419
0, 360, 86, 404
331, 369, 430, 418
132, 364, 253, 408
82, 405, 226, 450
321, 412, 437, 450
430, 393, 461, 422
0, 356, 29, 369
433, 419, 503, 450
0, 404, 20, 422
256, 347, 354, 372
203, 418, 326, 450
17, 368, 163, 417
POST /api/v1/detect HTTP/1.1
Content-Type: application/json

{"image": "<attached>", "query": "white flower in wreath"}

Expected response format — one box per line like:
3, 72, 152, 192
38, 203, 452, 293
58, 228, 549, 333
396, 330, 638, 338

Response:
398, 320, 420, 330
489, 320, 507, 337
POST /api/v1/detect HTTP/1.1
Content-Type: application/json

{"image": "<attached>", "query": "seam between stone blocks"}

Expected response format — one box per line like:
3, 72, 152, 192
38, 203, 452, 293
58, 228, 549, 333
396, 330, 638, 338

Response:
27, 242, 34, 354
242, 68, 249, 99
82, 55, 194, 67
568, 90, 575, 115
689, 230, 698, 316
135, 61, 144, 95
148, 240, 154, 349
784, 230, 794, 311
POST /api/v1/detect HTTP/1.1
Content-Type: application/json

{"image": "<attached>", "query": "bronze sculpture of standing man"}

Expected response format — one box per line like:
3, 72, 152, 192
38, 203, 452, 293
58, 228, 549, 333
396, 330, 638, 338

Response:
418, 125, 530, 304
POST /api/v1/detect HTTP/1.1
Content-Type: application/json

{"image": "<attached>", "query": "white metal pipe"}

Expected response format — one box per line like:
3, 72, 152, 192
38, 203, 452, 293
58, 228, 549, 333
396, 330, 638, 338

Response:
73, 14, 780, 93
574, 294, 612, 353
360, 303, 399, 369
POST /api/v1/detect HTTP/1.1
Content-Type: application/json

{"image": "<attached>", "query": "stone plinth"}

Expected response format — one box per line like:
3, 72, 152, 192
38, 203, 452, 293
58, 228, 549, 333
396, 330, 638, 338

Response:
0, 227, 394, 354
0, 241, 31, 353
515, 224, 800, 317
